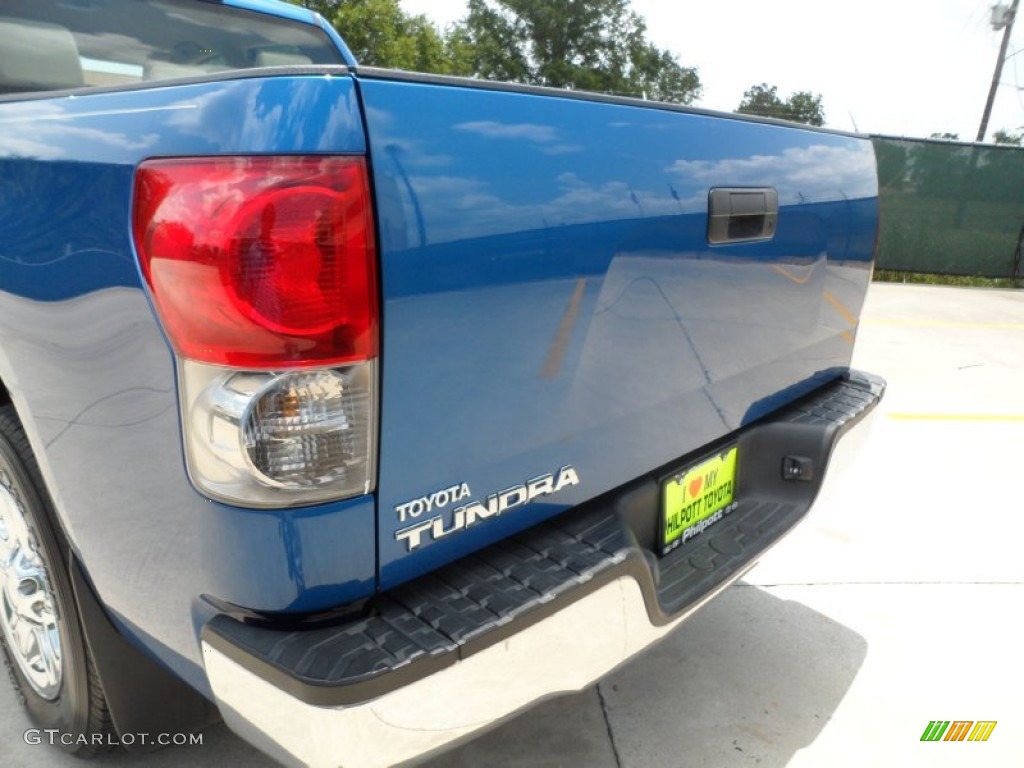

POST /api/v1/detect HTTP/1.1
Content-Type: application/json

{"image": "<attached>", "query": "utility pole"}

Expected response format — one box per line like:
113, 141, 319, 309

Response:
977, 0, 1020, 142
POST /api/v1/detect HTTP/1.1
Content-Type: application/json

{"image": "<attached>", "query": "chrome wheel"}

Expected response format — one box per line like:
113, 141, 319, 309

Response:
0, 470, 62, 700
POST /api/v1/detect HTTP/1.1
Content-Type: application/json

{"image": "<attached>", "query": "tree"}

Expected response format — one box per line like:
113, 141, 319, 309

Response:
455, 0, 701, 103
993, 128, 1023, 146
736, 83, 825, 126
287, 0, 469, 74
285, 0, 341, 15
284, 0, 701, 102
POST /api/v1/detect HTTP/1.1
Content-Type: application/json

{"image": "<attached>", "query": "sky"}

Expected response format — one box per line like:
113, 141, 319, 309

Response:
398, 0, 1024, 141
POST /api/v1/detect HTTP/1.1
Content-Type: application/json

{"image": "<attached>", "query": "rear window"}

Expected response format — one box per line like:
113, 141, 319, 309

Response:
0, 0, 344, 96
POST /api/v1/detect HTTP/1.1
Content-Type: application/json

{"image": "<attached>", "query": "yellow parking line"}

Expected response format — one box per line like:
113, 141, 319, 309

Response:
772, 264, 815, 285
824, 291, 859, 327
540, 278, 587, 379
888, 413, 1024, 422
864, 319, 1024, 330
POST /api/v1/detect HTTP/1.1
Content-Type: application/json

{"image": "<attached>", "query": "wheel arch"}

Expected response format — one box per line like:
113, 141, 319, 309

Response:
0, 379, 219, 746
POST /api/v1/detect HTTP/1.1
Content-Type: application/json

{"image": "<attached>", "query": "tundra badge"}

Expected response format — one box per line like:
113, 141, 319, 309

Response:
394, 467, 580, 552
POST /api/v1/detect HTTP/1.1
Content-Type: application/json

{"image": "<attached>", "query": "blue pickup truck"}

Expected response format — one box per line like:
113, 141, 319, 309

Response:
0, 1, 884, 765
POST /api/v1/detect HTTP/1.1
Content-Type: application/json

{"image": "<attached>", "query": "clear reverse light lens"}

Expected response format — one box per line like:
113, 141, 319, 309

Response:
243, 371, 364, 487
180, 360, 376, 507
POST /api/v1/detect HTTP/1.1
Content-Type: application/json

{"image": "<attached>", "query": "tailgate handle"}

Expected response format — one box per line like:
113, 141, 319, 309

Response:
707, 187, 778, 244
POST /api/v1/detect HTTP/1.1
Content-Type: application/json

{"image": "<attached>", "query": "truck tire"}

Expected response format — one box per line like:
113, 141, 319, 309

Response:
0, 405, 114, 755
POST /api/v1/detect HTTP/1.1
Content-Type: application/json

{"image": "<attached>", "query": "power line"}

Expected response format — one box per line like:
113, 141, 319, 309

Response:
1011, 43, 1024, 112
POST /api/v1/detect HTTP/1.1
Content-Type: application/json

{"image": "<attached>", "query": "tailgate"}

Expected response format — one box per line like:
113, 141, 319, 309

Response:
356, 72, 878, 587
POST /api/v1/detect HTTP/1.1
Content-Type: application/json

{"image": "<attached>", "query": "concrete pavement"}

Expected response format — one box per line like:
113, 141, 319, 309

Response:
2, 283, 1022, 767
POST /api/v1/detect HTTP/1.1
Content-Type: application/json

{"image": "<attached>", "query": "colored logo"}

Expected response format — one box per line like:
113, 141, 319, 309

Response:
921, 721, 997, 742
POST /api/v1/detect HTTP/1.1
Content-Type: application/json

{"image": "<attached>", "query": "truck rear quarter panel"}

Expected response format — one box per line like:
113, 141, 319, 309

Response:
0, 74, 376, 690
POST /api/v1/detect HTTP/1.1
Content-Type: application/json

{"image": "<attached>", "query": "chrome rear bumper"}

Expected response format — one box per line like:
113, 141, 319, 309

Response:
203, 571, 741, 768
201, 370, 885, 767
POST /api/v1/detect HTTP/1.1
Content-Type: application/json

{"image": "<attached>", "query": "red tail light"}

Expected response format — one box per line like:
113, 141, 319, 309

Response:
132, 156, 377, 368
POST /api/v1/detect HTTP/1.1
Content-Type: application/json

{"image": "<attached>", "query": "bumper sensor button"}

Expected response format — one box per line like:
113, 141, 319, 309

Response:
782, 456, 814, 481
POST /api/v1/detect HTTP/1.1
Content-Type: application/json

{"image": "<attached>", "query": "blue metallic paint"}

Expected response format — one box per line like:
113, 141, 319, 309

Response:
357, 78, 878, 588
0, 40, 879, 690
0, 75, 374, 678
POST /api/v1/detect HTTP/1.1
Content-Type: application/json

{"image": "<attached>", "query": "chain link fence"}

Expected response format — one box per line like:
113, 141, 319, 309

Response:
872, 135, 1024, 278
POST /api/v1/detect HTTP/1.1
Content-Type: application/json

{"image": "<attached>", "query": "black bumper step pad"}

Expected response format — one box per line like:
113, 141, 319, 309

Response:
204, 370, 884, 706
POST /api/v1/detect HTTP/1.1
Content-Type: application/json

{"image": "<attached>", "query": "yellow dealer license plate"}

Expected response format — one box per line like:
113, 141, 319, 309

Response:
661, 446, 739, 555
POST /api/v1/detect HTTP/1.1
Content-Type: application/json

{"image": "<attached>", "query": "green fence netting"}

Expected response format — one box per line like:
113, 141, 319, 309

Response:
871, 135, 1024, 278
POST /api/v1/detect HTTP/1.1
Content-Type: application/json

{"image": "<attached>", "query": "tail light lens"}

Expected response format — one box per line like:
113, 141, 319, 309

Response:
133, 156, 376, 368
132, 156, 378, 507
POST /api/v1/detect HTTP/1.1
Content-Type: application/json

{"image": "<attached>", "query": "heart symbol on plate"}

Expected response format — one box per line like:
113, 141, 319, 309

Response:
688, 476, 703, 499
